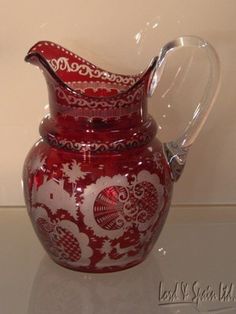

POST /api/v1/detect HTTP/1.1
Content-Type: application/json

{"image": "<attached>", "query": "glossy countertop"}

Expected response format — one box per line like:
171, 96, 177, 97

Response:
1, 206, 236, 314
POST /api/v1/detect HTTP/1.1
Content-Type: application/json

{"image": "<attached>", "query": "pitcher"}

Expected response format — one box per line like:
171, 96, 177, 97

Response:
23, 36, 220, 272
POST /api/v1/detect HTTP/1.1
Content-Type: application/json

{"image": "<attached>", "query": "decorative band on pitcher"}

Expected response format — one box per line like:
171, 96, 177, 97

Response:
54, 83, 145, 108
46, 133, 153, 152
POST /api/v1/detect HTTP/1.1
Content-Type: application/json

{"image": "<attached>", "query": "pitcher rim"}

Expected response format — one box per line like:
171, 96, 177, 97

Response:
25, 40, 158, 100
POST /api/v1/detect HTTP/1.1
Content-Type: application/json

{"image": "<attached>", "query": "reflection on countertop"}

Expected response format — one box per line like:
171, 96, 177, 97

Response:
28, 254, 163, 314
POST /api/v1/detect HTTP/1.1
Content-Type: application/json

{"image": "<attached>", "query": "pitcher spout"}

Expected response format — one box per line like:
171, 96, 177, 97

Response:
25, 41, 158, 122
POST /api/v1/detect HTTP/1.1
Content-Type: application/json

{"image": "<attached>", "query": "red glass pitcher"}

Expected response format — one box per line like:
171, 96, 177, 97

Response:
23, 37, 220, 272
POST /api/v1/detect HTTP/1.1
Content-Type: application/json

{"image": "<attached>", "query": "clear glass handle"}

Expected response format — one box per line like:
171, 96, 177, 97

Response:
148, 36, 221, 181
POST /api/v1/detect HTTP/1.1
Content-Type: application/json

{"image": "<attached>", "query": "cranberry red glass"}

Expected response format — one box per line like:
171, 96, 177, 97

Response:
23, 38, 220, 272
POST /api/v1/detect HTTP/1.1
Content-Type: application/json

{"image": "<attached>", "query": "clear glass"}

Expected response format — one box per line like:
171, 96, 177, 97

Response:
148, 36, 221, 180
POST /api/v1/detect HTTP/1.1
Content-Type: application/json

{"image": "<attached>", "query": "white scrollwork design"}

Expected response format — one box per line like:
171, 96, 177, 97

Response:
46, 133, 152, 153
48, 57, 137, 86
55, 84, 144, 110
67, 81, 125, 93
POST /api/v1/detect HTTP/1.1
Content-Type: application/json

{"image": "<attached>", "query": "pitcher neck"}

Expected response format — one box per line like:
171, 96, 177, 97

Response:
46, 77, 149, 128
40, 113, 157, 153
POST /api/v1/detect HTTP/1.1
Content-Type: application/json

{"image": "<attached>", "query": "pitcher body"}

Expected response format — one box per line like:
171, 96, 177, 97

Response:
23, 38, 220, 272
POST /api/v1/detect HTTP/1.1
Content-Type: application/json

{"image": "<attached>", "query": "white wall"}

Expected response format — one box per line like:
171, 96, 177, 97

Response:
0, 0, 235, 206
